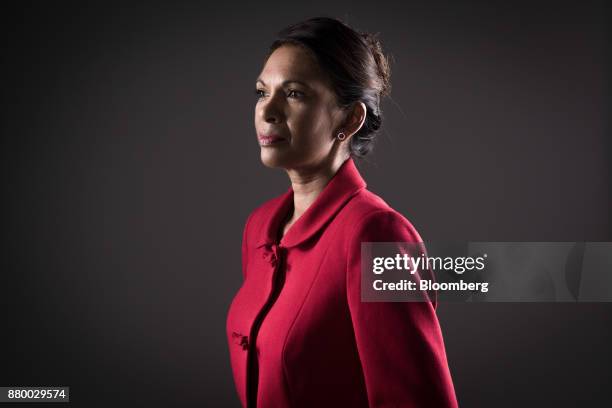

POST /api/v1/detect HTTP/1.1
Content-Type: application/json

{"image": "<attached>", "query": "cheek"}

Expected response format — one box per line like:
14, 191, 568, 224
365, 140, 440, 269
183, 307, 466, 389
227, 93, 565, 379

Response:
290, 105, 334, 148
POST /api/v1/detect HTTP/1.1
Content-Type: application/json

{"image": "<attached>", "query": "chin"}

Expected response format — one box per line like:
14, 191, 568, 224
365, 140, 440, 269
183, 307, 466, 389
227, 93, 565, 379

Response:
260, 150, 287, 169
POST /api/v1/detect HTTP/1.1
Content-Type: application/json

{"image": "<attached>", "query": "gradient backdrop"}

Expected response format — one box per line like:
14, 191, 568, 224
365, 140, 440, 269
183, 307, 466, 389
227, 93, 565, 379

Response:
1, 1, 610, 407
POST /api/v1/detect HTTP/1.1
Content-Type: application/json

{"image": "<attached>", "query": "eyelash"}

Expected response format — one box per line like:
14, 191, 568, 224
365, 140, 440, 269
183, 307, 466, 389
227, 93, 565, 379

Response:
254, 89, 304, 99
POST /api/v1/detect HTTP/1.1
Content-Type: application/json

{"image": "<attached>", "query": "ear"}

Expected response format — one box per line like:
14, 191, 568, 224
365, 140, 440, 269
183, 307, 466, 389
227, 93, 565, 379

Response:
339, 102, 367, 142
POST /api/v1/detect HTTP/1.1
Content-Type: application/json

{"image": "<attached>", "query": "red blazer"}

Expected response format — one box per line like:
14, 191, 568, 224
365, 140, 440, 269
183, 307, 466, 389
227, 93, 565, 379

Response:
226, 158, 458, 407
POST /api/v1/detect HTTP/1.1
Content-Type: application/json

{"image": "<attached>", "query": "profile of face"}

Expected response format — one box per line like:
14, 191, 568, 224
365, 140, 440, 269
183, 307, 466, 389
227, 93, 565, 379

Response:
254, 44, 351, 170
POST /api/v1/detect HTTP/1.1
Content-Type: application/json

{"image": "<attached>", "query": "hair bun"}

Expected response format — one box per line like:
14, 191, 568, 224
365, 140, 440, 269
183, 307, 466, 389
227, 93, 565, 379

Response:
361, 31, 392, 97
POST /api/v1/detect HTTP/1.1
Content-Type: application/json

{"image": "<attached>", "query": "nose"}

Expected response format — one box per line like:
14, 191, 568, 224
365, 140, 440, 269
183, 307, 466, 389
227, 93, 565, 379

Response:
258, 91, 284, 124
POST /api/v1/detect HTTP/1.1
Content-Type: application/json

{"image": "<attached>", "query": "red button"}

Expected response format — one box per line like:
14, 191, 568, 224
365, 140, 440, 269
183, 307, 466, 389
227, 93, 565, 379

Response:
262, 248, 278, 266
231, 332, 249, 350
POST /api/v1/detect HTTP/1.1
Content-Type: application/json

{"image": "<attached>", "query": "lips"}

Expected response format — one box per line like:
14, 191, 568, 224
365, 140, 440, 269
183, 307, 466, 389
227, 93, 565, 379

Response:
258, 134, 287, 146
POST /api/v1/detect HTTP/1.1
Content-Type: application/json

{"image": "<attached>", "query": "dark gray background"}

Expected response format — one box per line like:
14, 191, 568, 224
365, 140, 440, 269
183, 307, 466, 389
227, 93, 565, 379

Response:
1, 1, 610, 407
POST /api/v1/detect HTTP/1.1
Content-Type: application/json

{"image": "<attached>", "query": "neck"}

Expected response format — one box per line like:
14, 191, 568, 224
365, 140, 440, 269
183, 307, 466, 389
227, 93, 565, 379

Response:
285, 154, 349, 220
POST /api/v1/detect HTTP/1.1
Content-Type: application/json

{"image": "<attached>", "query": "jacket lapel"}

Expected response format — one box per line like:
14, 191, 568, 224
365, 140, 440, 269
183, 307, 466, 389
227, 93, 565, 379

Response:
255, 158, 367, 250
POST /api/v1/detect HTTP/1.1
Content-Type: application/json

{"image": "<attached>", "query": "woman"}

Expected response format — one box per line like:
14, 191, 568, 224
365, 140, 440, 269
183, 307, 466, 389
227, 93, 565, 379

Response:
226, 17, 458, 408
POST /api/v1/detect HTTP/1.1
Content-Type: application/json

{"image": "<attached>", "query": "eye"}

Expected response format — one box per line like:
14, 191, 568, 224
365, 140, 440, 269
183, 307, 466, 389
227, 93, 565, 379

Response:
254, 88, 266, 99
287, 89, 304, 99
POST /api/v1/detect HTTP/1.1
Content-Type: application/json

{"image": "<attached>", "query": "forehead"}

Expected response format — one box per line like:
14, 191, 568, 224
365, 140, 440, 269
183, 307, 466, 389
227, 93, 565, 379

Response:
258, 44, 327, 85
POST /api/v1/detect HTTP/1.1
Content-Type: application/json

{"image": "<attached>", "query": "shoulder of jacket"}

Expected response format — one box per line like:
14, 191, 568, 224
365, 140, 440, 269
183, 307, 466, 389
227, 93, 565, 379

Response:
343, 189, 422, 243
342, 189, 396, 224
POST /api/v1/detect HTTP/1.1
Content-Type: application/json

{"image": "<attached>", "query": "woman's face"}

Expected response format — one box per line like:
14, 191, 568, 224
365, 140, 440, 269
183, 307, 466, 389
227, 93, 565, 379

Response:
255, 44, 347, 170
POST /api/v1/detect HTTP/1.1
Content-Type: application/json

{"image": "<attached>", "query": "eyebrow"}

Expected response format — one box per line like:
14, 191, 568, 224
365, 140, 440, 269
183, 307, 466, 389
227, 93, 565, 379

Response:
256, 78, 310, 88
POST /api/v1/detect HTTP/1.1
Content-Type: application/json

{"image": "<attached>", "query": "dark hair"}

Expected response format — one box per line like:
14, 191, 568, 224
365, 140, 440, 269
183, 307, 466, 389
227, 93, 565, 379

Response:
266, 17, 392, 158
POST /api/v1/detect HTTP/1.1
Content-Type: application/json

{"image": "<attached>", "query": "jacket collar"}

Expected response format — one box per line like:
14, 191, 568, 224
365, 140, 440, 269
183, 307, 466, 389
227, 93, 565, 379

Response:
255, 157, 367, 249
